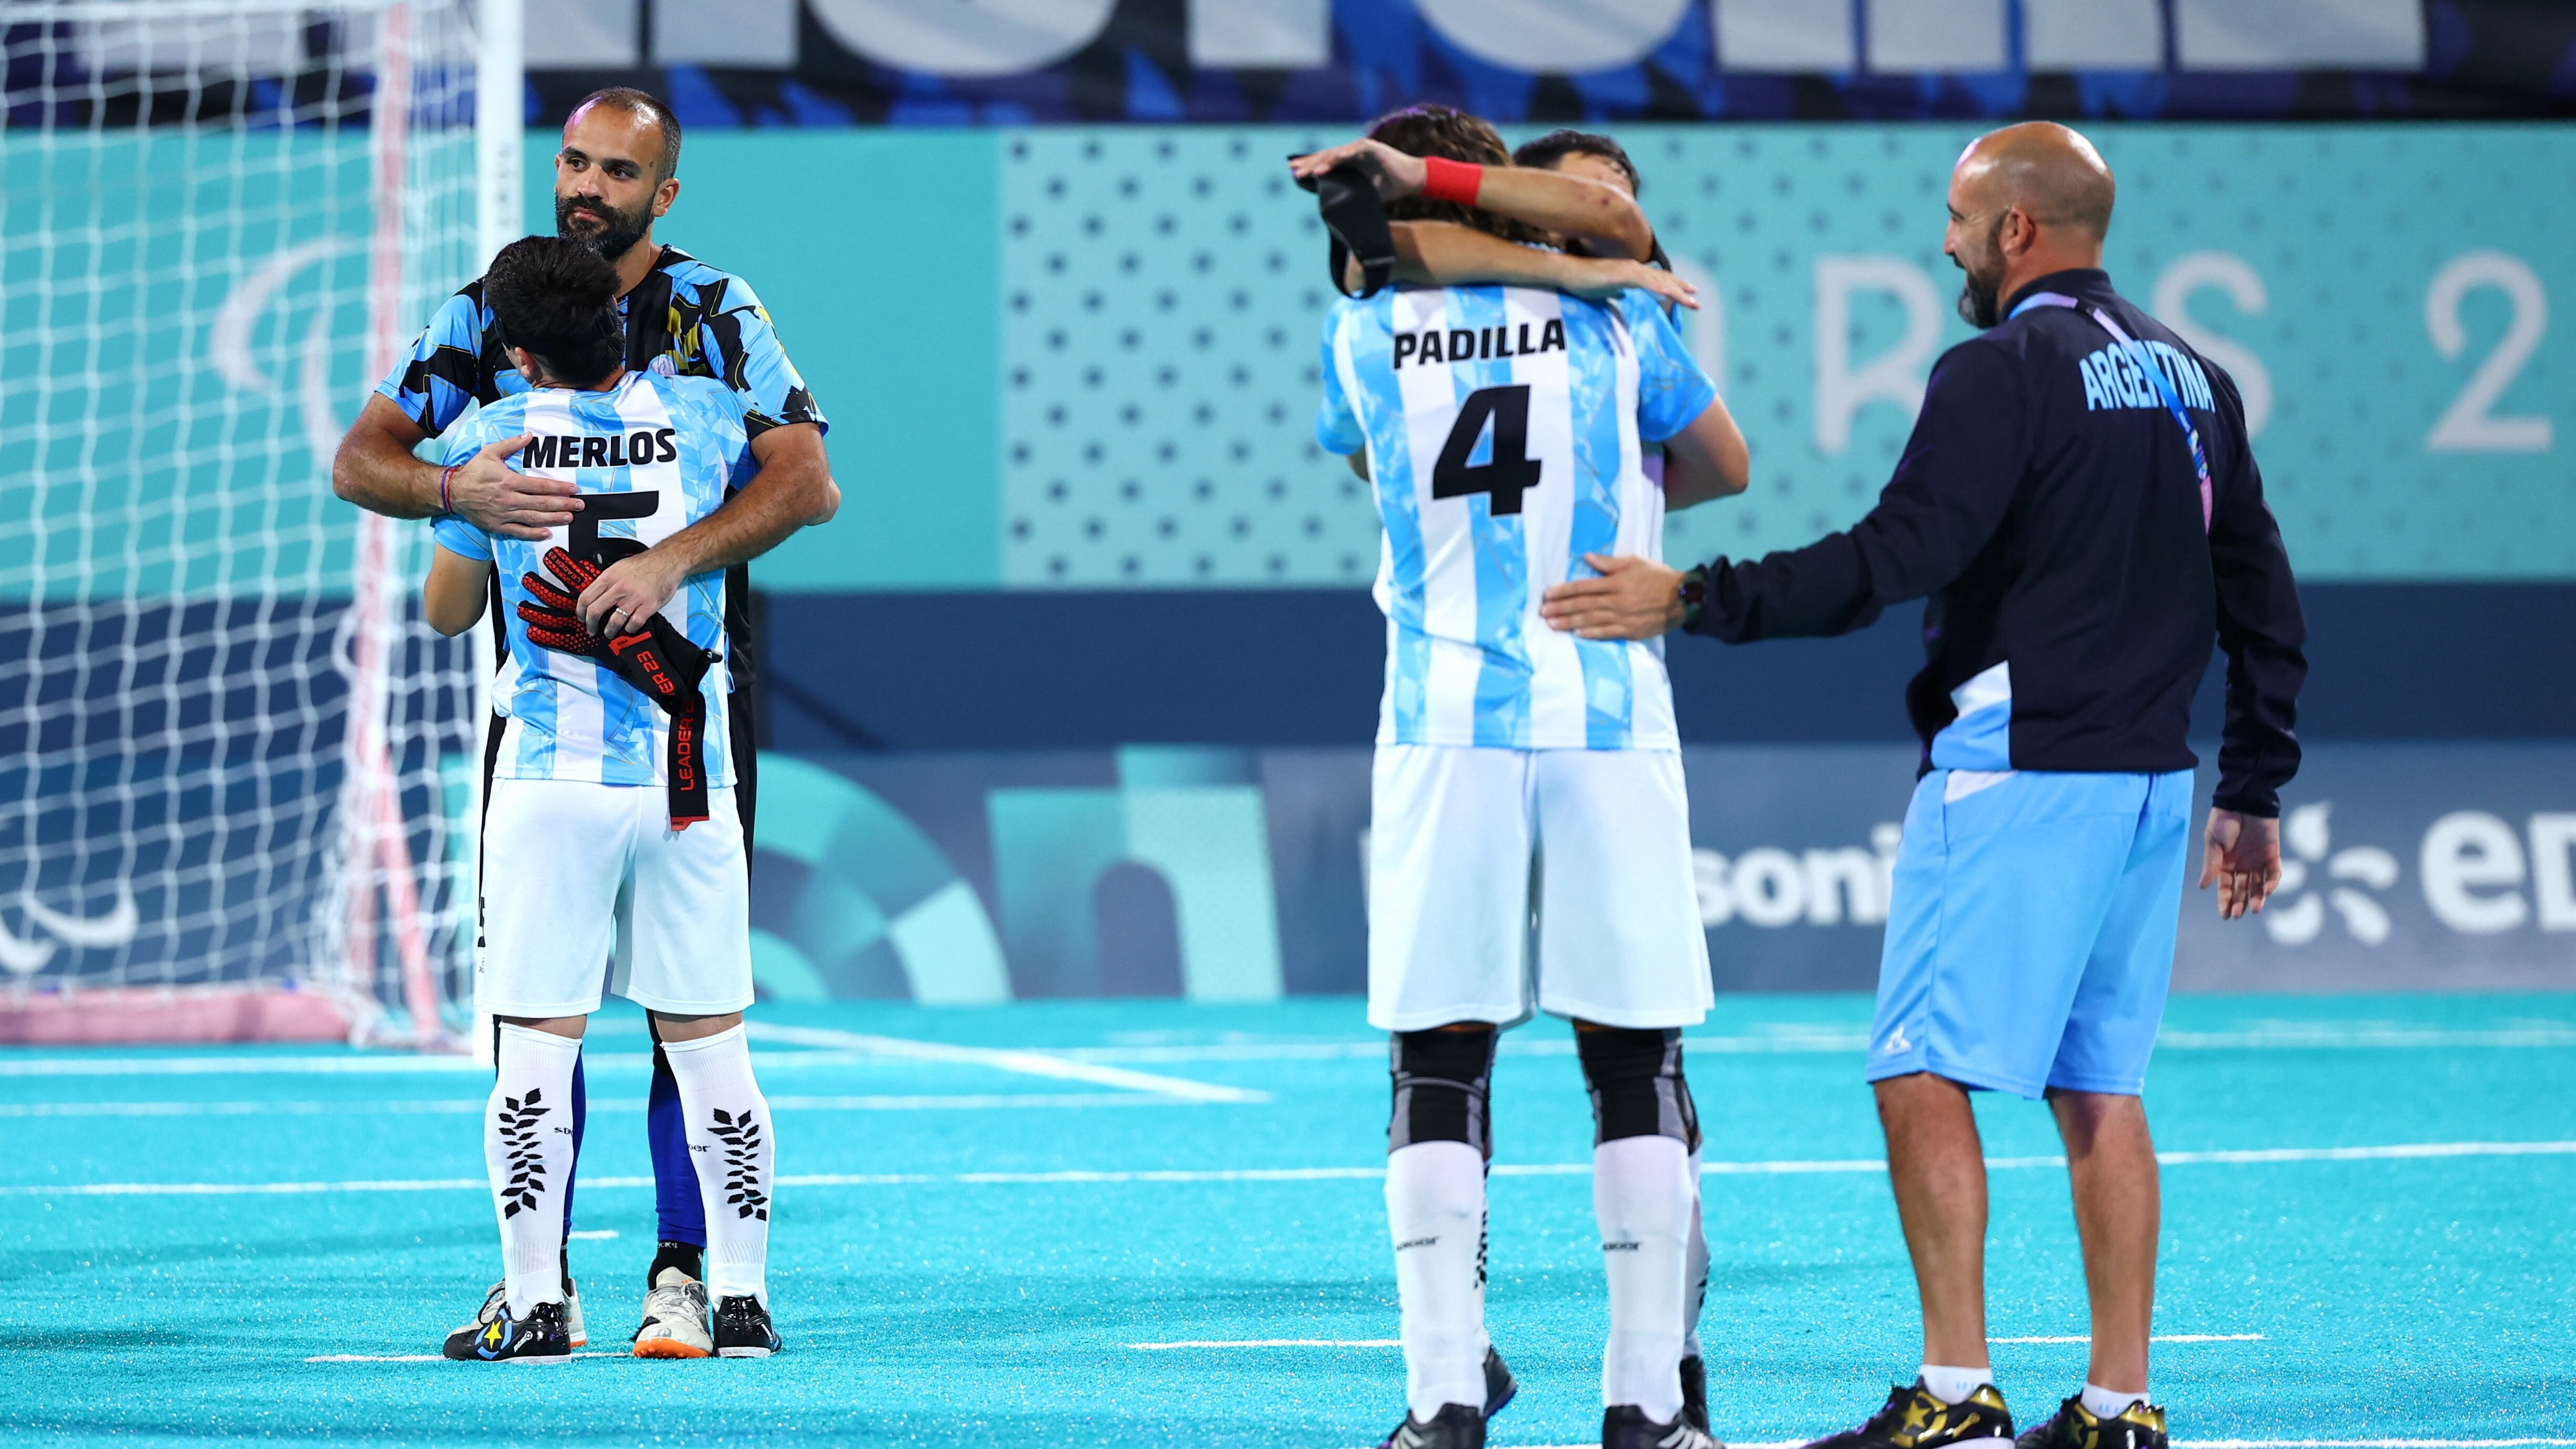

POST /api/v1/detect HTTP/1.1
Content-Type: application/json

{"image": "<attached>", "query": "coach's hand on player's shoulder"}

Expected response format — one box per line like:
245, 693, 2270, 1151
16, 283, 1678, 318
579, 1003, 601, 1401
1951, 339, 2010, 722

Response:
577, 549, 686, 637
2198, 808, 2284, 921
452, 434, 580, 542
1563, 258, 1699, 310
1539, 553, 1687, 640
1289, 138, 1427, 201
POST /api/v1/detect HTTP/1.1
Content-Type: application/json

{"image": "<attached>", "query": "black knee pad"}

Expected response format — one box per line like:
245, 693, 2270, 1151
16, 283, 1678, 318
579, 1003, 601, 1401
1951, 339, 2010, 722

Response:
1388, 1026, 1498, 1159
1577, 1025, 1699, 1149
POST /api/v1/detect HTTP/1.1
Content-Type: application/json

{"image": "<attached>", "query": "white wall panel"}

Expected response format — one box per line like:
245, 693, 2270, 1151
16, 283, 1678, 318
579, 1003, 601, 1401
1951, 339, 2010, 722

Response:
1866, 0, 2007, 73
1715, 0, 1857, 71
2175, 0, 2427, 71
2024, 0, 2166, 68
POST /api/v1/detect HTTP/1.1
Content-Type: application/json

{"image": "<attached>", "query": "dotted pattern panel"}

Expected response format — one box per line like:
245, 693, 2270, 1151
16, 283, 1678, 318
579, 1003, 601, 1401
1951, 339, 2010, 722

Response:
999, 128, 1378, 588
1001, 124, 2576, 587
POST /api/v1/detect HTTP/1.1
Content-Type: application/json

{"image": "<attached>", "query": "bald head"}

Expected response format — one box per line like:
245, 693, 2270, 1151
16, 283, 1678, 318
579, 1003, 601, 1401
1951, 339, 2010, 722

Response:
1954, 122, 2115, 240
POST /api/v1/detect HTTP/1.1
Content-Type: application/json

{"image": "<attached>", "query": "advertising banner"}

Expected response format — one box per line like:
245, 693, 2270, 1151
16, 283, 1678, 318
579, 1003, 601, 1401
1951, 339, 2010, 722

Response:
751, 742, 2576, 1005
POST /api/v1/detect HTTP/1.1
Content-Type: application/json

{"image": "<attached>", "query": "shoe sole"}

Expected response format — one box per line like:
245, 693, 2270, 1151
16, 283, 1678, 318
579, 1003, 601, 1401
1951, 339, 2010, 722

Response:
633, 1337, 712, 1360
716, 1346, 774, 1359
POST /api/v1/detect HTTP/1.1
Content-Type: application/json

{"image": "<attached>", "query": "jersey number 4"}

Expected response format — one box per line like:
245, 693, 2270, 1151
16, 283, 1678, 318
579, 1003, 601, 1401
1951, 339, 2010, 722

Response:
1432, 385, 1542, 517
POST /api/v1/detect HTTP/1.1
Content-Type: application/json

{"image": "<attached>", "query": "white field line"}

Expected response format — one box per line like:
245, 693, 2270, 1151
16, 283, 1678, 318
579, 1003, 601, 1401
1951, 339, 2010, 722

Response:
1993, 1333, 2265, 1344
297, 1341, 623, 1351
305, 1351, 625, 1363
1050, 1025, 2576, 1064
1132, 1339, 1400, 1350
10, 1140, 2573, 1200
0, 1050, 863, 1077
0, 1092, 1203, 1118
739, 1023, 1267, 1104
8, 1023, 2570, 1080
1147, 1334, 2257, 1351
565, 1229, 618, 1241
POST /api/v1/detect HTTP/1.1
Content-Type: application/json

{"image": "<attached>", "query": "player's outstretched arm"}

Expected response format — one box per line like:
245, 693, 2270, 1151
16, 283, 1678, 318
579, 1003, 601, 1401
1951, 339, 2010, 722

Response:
332, 395, 571, 542
570, 421, 839, 633
422, 546, 492, 637
1352, 222, 1698, 310
1291, 139, 1654, 261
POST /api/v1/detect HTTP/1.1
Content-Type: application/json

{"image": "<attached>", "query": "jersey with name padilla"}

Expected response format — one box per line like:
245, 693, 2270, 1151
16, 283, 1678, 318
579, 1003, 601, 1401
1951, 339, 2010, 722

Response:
1316, 285, 1716, 750
431, 371, 750, 790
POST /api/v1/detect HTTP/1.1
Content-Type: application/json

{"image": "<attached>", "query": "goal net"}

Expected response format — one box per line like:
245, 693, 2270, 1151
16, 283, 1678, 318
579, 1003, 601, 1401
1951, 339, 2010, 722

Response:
0, 0, 513, 1045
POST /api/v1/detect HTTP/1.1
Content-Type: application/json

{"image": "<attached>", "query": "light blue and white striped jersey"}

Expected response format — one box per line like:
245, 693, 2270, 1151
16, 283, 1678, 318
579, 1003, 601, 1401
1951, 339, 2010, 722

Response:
1317, 285, 1718, 750
432, 370, 752, 789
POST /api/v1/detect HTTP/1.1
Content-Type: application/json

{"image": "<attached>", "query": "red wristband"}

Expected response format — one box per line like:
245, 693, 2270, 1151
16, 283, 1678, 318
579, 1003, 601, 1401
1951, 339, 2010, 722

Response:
1421, 156, 1482, 206
439, 464, 457, 515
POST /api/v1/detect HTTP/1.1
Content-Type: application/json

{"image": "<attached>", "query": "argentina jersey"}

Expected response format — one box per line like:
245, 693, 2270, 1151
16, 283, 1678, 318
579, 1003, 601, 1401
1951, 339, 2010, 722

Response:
1316, 285, 1717, 750
431, 371, 752, 789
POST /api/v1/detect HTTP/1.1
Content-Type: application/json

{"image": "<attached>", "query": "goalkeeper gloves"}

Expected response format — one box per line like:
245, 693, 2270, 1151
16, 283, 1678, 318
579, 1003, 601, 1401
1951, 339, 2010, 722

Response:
516, 547, 723, 829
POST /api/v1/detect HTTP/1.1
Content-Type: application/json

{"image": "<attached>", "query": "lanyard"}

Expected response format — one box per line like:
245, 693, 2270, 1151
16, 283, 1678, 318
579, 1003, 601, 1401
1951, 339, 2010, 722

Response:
2010, 290, 2213, 532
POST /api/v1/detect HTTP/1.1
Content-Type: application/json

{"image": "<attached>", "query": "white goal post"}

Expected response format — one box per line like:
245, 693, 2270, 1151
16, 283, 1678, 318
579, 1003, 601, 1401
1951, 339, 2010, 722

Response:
0, 0, 520, 1045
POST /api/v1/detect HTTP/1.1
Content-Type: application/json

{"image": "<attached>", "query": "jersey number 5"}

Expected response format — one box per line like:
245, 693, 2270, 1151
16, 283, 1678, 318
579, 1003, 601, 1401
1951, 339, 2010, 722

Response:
1432, 385, 1542, 517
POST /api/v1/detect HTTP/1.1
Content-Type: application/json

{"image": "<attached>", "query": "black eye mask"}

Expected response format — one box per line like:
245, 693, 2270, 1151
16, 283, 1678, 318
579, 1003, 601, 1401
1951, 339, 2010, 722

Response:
1292, 157, 1397, 299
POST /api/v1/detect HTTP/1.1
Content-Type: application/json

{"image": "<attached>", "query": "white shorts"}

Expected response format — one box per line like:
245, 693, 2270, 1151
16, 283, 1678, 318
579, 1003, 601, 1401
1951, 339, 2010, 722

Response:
1368, 744, 1712, 1032
477, 779, 753, 1019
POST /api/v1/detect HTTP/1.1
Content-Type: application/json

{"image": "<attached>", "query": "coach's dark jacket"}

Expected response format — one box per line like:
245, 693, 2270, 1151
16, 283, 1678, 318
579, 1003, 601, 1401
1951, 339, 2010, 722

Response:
1684, 268, 2306, 817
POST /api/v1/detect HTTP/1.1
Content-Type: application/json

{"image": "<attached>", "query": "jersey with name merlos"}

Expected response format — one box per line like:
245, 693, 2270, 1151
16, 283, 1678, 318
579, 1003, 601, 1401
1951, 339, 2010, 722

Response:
377, 246, 824, 709
432, 370, 750, 790
1316, 285, 1717, 750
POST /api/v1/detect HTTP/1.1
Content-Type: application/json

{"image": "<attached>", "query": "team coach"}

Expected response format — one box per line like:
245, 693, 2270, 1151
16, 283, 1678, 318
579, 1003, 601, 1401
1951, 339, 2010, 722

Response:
1540, 122, 2306, 1447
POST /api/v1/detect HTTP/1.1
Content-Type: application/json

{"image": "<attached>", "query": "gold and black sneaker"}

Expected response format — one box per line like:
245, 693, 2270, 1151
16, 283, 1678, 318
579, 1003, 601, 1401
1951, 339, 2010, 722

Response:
1802, 1381, 2014, 1448
2014, 1395, 2166, 1449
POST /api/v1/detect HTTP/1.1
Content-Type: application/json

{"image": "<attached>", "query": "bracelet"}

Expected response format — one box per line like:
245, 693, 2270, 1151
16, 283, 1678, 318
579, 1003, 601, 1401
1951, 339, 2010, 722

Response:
1421, 156, 1483, 206
438, 464, 459, 515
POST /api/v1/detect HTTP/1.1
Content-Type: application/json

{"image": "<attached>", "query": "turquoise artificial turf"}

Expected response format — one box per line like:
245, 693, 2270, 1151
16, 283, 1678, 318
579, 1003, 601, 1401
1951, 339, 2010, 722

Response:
2, 993, 2571, 1446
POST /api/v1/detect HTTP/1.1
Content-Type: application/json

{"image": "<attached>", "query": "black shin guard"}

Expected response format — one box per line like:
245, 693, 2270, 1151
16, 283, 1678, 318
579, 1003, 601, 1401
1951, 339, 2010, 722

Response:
1388, 1026, 1498, 1160
1575, 1025, 1700, 1149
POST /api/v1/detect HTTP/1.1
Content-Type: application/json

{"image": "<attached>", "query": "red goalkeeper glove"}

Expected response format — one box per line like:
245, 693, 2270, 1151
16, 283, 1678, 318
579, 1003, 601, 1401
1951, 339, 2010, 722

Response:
516, 548, 723, 828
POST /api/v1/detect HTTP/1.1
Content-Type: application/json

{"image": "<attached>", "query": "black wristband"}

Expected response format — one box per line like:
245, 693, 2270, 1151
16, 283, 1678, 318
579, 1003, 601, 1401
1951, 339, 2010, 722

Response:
1676, 566, 1708, 628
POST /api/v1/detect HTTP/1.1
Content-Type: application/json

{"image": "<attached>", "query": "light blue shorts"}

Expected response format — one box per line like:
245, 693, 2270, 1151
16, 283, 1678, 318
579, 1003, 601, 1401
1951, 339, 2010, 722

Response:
1866, 768, 2194, 1099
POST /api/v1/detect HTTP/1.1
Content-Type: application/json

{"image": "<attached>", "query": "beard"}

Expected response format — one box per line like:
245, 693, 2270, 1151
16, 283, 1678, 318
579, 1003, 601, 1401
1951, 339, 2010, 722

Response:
1957, 270, 2003, 329
1953, 218, 2007, 328
554, 190, 651, 261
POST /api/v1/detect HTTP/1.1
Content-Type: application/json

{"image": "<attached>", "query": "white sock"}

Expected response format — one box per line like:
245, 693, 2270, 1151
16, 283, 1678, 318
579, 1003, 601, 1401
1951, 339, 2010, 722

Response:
1682, 1147, 1708, 1359
2082, 1382, 2145, 1417
1921, 1363, 1995, 1405
485, 1023, 580, 1316
1595, 1134, 1692, 1422
661, 1024, 773, 1305
1387, 1141, 1486, 1420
